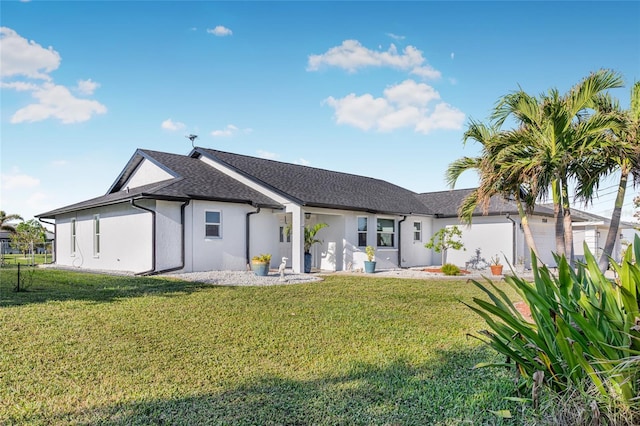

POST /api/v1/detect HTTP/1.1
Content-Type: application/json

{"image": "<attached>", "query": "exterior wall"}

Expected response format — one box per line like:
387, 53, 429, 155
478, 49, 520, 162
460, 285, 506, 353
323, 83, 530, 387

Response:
315, 214, 344, 272
340, 212, 432, 271
123, 158, 174, 189
155, 200, 183, 271
400, 217, 433, 267
432, 217, 513, 267
528, 218, 558, 266
184, 200, 282, 272
55, 202, 153, 273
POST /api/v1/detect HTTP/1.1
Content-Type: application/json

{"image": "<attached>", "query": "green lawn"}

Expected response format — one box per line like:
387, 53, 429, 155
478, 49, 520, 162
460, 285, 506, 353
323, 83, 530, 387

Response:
0, 268, 531, 425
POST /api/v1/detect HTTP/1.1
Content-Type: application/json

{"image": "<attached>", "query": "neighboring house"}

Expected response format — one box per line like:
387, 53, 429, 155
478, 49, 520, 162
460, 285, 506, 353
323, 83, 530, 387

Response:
0, 230, 54, 255
37, 148, 434, 274
571, 209, 638, 264
37, 148, 636, 274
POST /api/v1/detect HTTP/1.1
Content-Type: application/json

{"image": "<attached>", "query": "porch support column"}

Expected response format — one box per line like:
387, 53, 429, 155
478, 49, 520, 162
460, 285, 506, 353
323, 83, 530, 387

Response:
289, 205, 304, 273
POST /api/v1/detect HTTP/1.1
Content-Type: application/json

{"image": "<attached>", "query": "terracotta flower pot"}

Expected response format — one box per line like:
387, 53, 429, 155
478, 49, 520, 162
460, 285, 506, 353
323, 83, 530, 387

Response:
490, 265, 503, 276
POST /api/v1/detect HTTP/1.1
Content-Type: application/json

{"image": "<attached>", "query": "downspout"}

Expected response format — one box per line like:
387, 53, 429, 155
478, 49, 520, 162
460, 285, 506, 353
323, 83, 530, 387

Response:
246, 206, 261, 268
506, 213, 516, 265
130, 199, 156, 275
39, 218, 56, 263
152, 200, 190, 275
397, 215, 407, 268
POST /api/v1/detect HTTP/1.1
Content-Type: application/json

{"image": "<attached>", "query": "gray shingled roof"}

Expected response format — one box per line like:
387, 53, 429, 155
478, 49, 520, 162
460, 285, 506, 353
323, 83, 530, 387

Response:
195, 148, 432, 215
37, 149, 282, 218
416, 188, 557, 218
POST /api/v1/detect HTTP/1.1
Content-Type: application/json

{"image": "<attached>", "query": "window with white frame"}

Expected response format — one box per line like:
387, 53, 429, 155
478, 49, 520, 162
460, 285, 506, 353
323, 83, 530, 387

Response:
93, 214, 100, 257
279, 226, 291, 243
71, 219, 77, 255
377, 218, 395, 247
357, 216, 368, 247
205, 211, 221, 238
413, 221, 422, 242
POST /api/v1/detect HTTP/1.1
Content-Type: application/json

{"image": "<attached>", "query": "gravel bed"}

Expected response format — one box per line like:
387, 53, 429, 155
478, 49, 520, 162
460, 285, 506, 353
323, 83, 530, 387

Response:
39, 264, 532, 285
166, 270, 323, 286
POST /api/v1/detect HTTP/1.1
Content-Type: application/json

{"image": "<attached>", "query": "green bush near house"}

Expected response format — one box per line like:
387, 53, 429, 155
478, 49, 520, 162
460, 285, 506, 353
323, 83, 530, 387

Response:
441, 263, 461, 276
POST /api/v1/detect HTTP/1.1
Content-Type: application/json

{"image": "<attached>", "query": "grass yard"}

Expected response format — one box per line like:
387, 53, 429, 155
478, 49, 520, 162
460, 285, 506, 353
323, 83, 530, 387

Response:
0, 268, 531, 425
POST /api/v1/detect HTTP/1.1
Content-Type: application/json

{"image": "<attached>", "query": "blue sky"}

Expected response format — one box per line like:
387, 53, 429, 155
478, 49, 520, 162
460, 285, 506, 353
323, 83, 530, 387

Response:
2, 1, 639, 225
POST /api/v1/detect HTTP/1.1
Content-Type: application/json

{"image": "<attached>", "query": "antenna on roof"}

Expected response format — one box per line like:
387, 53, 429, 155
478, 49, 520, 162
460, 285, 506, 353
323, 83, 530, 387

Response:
186, 134, 198, 148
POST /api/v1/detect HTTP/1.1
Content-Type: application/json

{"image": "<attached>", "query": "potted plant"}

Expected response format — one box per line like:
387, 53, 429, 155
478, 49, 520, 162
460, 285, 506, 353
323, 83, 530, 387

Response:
251, 253, 271, 276
303, 223, 328, 273
364, 245, 376, 273
286, 222, 329, 273
490, 254, 503, 276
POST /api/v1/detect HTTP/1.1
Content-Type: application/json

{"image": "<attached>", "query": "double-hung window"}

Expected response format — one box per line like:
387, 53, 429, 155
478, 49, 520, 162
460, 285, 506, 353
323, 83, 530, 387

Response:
71, 219, 77, 255
279, 226, 291, 243
357, 217, 368, 247
376, 218, 395, 247
413, 221, 422, 242
205, 211, 221, 238
93, 214, 100, 257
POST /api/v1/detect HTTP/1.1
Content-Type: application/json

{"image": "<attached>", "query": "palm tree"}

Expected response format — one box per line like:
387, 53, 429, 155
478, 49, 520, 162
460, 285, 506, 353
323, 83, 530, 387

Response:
492, 69, 624, 265
446, 120, 541, 258
587, 81, 640, 272
0, 210, 23, 233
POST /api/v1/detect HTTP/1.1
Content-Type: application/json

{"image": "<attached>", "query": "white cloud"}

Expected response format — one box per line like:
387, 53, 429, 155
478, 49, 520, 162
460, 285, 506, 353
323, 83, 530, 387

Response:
307, 40, 441, 79
50, 160, 68, 167
210, 124, 242, 137
9, 82, 107, 124
75, 79, 100, 95
294, 158, 310, 166
325, 93, 390, 131
410, 65, 441, 80
1, 27, 106, 124
0, 27, 60, 80
415, 102, 466, 133
0, 81, 38, 91
257, 150, 278, 160
324, 79, 464, 134
161, 118, 186, 131
451, 52, 455, 60
207, 26, 233, 36
1, 170, 40, 191
386, 33, 405, 41
383, 79, 440, 107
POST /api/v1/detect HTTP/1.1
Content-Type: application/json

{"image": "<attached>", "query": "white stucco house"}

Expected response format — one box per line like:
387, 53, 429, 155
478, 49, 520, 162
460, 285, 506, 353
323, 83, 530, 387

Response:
37, 147, 636, 274
38, 148, 435, 274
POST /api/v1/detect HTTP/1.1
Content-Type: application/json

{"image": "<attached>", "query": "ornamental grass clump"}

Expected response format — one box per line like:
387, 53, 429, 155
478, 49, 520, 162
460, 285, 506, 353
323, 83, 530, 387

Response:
465, 235, 640, 422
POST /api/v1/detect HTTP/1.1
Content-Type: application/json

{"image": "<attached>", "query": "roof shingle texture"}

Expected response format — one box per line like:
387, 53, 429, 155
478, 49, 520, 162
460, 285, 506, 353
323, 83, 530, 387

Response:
198, 148, 432, 215
416, 188, 556, 218
38, 149, 281, 218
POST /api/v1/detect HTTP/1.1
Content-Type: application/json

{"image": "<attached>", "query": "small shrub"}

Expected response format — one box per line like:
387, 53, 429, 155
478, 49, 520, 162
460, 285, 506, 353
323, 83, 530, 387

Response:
251, 253, 271, 263
365, 245, 375, 262
441, 263, 460, 276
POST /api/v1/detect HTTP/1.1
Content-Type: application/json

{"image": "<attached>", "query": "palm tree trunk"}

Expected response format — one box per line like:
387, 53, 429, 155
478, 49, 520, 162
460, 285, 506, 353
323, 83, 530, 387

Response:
552, 180, 565, 257
515, 194, 540, 258
561, 177, 574, 267
598, 168, 628, 273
